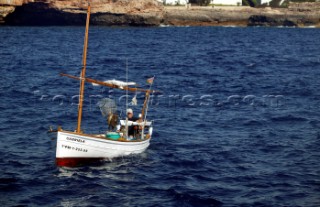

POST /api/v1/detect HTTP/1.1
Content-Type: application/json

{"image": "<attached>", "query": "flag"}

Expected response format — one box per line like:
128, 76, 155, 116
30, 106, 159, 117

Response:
131, 95, 137, 106
146, 77, 154, 84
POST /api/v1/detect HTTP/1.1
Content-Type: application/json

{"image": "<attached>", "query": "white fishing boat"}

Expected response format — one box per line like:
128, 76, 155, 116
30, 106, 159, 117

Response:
54, 3, 156, 167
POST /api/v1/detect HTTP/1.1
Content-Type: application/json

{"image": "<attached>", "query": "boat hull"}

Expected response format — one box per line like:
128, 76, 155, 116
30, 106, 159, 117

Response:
56, 131, 150, 167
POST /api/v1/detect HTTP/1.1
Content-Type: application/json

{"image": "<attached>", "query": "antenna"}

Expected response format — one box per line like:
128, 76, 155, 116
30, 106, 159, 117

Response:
126, 59, 128, 112
125, 59, 129, 139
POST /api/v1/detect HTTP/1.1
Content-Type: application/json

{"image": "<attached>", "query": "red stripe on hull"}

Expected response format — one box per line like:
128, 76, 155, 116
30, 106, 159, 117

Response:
56, 158, 105, 167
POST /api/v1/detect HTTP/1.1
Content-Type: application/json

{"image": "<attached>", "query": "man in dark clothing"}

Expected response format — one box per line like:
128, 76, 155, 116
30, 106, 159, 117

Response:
127, 108, 139, 137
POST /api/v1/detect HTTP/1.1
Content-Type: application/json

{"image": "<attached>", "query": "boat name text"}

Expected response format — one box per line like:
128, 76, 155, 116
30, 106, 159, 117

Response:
66, 137, 85, 143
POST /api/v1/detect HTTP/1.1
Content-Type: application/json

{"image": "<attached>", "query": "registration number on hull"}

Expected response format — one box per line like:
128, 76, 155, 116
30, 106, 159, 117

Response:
62, 144, 88, 153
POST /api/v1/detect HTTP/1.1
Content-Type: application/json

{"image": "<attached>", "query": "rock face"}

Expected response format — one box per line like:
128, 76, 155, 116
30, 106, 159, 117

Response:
163, 7, 254, 27
0, 0, 164, 26
248, 3, 320, 27
0, 1, 320, 27
164, 4, 320, 27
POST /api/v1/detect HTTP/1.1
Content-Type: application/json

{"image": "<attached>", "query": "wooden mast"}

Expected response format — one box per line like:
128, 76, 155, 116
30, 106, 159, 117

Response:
77, 2, 91, 133
141, 92, 150, 120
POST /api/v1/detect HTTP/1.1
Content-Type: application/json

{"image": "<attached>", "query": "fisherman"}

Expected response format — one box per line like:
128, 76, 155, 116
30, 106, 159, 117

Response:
127, 108, 137, 121
126, 108, 141, 137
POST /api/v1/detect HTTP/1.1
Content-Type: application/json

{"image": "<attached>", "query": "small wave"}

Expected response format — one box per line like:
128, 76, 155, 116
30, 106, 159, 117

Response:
8, 160, 29, 168
302, 25, 316, 28
222, 25, 239, 28
243, 120, 264, 126
159, 24, 171, 27
166, 188, 222, 207
0, 177, 18, 184
276, 26, 296, 28
167, 158, 205, 169
271, 115, 308, 122
309, 119, 320, 127
0, 177, 21, 192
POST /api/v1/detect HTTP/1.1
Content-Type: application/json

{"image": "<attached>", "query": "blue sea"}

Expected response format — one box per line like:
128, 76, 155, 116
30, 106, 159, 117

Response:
0, 26, 320, 206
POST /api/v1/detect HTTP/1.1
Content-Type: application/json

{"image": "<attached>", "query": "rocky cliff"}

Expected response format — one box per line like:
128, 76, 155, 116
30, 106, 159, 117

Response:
164, 4, 320, 27
0, 1, 319, 27
248, 2, 320, 27
0, 0, 164, 26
